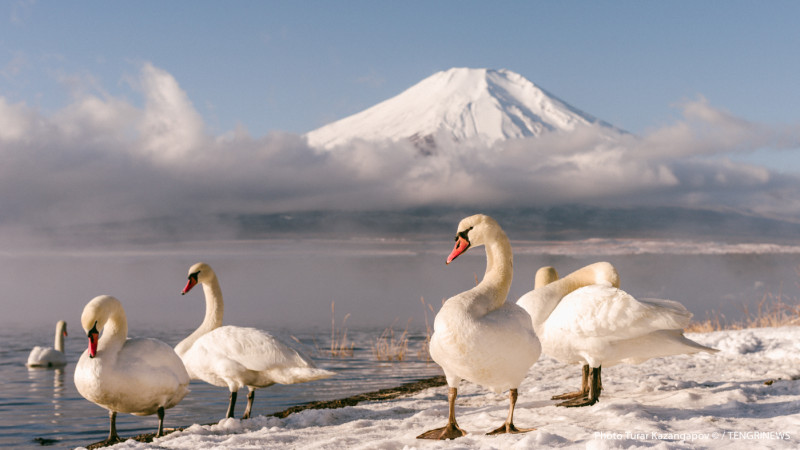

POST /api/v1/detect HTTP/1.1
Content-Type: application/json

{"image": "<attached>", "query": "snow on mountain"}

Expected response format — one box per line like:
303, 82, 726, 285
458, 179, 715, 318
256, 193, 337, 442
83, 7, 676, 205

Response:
305, 67, 620, 151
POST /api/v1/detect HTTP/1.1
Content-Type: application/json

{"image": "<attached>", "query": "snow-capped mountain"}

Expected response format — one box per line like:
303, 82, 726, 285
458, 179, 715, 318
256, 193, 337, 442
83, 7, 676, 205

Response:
306, 67, 619, 150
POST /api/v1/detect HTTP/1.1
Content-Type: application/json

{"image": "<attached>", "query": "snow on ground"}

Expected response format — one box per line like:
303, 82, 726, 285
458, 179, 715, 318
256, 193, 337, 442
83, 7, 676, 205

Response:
84, 327, 800, 449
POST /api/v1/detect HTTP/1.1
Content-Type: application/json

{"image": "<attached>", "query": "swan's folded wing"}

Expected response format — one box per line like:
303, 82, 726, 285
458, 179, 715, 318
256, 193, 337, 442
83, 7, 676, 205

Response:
548, 285, 692, 340
193, 326, 333, 384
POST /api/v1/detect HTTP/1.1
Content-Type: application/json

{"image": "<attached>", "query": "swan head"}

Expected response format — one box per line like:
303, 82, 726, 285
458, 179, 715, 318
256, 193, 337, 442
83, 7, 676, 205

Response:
56, 320, 68, 338
534, 266, 559, 289
446, 214, 501, 264
182, 262, 215, 294
80, 295, 122, 358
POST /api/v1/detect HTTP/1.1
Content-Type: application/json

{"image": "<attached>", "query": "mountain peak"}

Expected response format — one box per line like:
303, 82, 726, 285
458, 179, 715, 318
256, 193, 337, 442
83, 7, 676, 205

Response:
306, 67, 617, 150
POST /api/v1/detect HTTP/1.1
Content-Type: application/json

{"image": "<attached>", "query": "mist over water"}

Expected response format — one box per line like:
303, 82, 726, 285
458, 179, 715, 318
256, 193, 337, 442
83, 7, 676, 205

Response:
2, 235, 798, 332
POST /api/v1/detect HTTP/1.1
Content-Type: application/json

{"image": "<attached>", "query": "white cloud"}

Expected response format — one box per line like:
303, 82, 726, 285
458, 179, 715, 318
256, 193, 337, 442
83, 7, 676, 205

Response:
1, 63, 800, 244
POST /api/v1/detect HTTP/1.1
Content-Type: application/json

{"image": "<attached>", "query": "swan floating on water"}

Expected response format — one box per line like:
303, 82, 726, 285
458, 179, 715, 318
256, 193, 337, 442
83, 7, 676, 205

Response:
27, 320, 67, 368
518, 262, 718, 407
176, 262, 335, 420
418, 214, 540, 440
74, 295, 190, 444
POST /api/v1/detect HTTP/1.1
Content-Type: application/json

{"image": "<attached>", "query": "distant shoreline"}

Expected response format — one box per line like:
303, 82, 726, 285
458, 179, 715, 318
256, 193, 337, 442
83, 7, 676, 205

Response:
83, 375, 446, 449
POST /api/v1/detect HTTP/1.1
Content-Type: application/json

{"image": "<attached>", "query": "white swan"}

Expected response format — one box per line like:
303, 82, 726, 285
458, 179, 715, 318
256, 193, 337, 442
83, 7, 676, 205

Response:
418, 214, 540, 440
176, 262, 335, 420
518, 262, 717, 407
27, 320, 67, 368
74, 295, 190, 444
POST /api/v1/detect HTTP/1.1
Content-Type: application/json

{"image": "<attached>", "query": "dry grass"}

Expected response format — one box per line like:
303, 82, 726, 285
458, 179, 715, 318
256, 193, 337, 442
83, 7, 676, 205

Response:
687, 290, 800, 332
417, 297, 435, 361
317, 301, 354, 357
372, 319, 410, 361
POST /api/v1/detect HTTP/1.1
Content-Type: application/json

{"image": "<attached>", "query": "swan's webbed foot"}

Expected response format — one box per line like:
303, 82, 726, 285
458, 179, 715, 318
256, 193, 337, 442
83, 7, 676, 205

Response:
556, 395, 598, 407
551, 389, 588, 400
417, 422, 467, 440
417, 386, 467, 440
552, 364, 590, 400
486, 389, 534, 435
556, 366, 601, 408
486, 422, 535, 435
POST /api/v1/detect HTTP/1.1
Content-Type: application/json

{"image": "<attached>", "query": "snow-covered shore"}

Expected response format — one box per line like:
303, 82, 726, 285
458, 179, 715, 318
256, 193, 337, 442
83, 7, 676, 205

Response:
83, 327, 800, 449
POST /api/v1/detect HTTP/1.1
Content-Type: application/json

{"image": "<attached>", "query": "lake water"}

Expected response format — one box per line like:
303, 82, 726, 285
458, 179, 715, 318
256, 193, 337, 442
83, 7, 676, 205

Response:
3, 237, 800, 448
0, 326, 441, 449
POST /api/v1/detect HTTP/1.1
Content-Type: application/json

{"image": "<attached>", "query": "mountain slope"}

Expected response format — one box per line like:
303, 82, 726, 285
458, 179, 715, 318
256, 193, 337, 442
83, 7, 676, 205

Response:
306, 67, 619, 150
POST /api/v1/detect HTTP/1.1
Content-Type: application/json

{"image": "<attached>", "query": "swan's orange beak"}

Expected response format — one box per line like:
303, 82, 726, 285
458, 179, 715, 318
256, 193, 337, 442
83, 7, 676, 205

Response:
182, 273, 198, 295
447, 236, 470, 264
87, 323, 99, 358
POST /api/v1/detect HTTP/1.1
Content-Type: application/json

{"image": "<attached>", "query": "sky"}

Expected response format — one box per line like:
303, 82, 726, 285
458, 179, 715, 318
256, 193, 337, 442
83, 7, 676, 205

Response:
2, 2, 799, 138
3, 1, 800, 329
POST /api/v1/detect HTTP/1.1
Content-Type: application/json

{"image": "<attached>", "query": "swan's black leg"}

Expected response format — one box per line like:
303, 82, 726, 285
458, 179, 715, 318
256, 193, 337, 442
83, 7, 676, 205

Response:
552, 364, 590, 400
155, 406, 165, 437
242, 390, 255, 419
226, 391, 238, 418
558, 365, 602, 407
105, 410, 122, 444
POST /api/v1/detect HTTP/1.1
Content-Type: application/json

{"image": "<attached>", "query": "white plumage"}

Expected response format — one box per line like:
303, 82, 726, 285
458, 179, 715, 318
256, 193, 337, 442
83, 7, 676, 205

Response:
518, 262, 717, 407
74, 295, 189, 443
419, 214, 540, 440
27, 320, 67, 368
176, 262, 334, 420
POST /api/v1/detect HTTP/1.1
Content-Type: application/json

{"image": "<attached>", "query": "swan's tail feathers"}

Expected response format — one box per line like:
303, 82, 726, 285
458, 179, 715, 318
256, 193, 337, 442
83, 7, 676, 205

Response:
616, 329, 718, 365
271, 367, 335, 385
638, 298, 694, 330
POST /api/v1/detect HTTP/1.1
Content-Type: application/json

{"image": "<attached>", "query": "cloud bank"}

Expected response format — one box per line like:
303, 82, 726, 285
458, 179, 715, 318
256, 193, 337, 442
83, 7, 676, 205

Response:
2, 63, 800, 244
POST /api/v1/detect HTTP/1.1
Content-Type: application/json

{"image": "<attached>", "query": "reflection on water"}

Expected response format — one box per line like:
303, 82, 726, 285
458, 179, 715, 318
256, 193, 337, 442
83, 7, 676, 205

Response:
26, 367, 66, 425
2, 327, 442, 449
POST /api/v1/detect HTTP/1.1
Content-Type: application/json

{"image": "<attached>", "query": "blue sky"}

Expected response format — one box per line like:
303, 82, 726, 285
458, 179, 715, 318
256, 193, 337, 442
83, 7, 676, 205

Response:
3, 1, 799, 143
2, 0, 800, 245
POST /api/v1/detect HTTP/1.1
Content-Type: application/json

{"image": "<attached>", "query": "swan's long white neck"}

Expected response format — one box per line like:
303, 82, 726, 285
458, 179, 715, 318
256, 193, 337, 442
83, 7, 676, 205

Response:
476, 229, 513, 311
175, 276, 224, 356
54, 321, 66, 353
98, 307, 127, 359
521, 262, 619, 335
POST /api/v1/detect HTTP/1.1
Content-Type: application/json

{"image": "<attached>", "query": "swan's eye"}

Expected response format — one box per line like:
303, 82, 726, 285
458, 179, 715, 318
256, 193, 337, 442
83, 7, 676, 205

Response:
188, 271, 199, 282
456, 227, 473, 242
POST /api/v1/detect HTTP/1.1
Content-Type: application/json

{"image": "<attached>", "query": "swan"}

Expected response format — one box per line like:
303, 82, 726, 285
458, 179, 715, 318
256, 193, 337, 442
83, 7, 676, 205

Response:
518, 262, 717, 407
27, 320, 67, 368
418, 214, 540, 440
176, 262, 335, 420
74, 295, 190, 444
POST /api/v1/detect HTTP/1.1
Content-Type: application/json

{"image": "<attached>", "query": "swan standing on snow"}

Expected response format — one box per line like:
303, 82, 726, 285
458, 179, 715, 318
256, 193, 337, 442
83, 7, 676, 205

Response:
27, 320, 67, 368
518, 262, 717, 407
418, 215, 540, 440
74, 295, 190, 444
176, 262, 335, 420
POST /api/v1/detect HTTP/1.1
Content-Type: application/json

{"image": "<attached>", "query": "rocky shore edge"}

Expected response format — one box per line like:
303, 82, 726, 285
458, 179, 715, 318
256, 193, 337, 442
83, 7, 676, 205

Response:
83, 375, 446, 449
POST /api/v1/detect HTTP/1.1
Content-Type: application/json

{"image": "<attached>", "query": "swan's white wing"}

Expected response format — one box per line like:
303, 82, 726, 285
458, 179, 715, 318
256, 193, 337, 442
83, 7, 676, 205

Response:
547, 285, 692, 341
27, 346, 66, 367
186, 326, 333, 387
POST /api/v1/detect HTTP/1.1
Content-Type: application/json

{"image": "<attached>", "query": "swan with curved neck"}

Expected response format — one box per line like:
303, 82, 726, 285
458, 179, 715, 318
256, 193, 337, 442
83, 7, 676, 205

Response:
74, 295, 189, 444
418, 214, 540, 440
176, 262, 334, 420
518, 262, 717, 407
27, 320, 68, 368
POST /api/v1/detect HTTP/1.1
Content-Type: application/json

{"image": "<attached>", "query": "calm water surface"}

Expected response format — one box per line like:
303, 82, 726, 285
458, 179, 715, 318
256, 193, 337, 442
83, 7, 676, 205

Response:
0, 326, 441, 449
